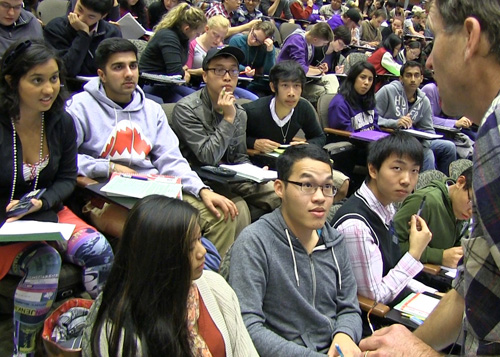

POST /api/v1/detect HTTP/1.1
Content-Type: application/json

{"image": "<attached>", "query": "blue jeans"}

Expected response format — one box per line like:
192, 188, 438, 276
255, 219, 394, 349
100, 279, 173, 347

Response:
422, 139, 457, 175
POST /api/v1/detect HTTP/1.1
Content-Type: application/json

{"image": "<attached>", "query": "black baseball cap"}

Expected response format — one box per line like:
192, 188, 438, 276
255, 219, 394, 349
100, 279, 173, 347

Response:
202, 46, 245, 71
345, 8, 362, 26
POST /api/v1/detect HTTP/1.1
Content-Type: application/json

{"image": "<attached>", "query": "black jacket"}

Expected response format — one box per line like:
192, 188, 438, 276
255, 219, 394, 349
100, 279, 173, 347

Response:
0, 111, 78, 224
43, 17, 122, 77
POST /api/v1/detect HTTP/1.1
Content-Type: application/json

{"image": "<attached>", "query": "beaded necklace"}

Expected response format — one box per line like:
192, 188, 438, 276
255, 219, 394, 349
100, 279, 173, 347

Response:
10, 112, 45, 202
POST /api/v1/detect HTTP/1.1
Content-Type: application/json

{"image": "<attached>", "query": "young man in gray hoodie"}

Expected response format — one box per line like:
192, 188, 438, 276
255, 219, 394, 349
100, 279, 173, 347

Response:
375, 60, 457, 175
229, 144, 362, 356
67, 38, 247, 256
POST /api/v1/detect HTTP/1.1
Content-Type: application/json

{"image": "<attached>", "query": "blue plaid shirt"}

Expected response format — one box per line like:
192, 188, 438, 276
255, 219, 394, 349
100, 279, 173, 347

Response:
231, 4, 263, 26
454, 94, 500, 355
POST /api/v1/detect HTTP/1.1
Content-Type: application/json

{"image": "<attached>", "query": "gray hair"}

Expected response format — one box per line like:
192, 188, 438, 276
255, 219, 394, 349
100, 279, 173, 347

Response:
434, 0, 500, 62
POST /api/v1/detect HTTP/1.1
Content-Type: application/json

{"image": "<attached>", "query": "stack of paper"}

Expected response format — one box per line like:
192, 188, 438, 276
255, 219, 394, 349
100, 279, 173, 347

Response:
101, 174, 182, 199
0, 221, 75, 242
393, 292, 441, 321
220, 163, 277, 183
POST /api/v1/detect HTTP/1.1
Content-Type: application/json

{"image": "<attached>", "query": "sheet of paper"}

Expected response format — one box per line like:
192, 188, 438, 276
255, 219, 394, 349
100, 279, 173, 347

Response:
117, 12, 148, 39
403, 129, 443, 140
101, 176, 182, 199
440, 266, 458, 278
394, 292, 441, 320
0, 221, 75, 242
220, 163, 277, 183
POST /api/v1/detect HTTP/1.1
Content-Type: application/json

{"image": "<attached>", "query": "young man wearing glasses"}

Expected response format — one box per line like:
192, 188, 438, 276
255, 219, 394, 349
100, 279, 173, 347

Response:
376, 61, 457, 175
394, 167, 472, 269
172, 46, 280, 213
228, 21, 275, 93
68, 39, 244, 257
0, 0, 42, 55
229, 144, 362, 356
332, 131, 434, 307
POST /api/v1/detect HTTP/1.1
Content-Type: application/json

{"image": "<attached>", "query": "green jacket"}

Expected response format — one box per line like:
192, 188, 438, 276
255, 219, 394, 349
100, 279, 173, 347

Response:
394, 179, 467, 264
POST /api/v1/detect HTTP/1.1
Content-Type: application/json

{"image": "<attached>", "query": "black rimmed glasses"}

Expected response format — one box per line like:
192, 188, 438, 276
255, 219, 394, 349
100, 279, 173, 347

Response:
282, 180, 337, 197
250, 28, 266, 45
206, 68, 240, 78
0, 1, 23, 11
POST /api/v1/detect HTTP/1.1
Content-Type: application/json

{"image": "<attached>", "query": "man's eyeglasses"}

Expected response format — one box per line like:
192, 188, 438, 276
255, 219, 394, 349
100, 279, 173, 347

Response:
206, 68, 240, 78
282, 180, 337, 197
250, 29, 265, 45
0, 1, 23, 10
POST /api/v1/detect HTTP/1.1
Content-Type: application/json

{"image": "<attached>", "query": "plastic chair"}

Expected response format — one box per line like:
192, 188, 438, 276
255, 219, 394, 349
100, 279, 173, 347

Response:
37, 0, 69, 25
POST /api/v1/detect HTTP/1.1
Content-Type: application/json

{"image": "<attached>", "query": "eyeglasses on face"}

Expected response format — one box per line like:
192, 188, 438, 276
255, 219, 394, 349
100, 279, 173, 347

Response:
0, 1, 23, 10
206, 68, 240, 77
250, 29, 266, 45
282, 179, 337, 197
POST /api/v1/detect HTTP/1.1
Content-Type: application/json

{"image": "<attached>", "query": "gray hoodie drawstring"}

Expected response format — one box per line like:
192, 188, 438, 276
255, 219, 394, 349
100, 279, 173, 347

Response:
285, 228, 300, 287
331, 247, 342, 290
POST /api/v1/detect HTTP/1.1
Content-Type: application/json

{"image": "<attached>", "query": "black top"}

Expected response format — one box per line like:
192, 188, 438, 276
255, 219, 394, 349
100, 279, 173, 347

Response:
243, 95, 326, 149
147, 0, 168, 29
139, 26, 188, 76
43, 17, 122, 77
0, 111, 78, 224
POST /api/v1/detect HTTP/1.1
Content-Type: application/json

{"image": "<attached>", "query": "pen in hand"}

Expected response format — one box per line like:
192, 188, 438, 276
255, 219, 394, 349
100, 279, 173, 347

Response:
416, 195, 426, 217
415, 196, 426, 230
335, 343, 344, 357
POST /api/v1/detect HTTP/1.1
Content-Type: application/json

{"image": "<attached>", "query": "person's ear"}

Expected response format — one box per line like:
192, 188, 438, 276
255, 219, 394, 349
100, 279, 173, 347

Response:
463, 17, 487, 60
274, 179, 284, 198
4, 75, 12, 87
368, 163, 378, 181
269, 81, 276, 93
182, 24, 190, 34
97, 68, 105, 82
202, 70, 208, 83
456, 175, 466, 189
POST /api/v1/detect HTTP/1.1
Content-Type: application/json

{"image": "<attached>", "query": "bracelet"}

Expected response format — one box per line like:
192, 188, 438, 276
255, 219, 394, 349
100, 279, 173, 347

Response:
109, 162, 115, 175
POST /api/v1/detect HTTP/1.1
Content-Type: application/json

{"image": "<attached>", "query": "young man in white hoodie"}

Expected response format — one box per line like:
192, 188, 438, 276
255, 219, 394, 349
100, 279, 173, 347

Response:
67, 38, 248, 256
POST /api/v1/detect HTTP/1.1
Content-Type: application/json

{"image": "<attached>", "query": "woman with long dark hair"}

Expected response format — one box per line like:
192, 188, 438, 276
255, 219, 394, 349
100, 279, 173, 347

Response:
83, 195, 257, 356
119, 0, 149, 29
0, 39, 113, 356
367, 33, 402, 76
328, 61, 379, 132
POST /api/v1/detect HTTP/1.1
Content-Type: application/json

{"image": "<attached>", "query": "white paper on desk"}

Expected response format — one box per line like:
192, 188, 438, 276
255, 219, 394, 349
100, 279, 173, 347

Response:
403, 129, 443, 140
0, 221, 75, 241
440, 266, 457, 278
220, 163, 277, 183
394, 292, 440, 320
117, 13, 154, 39
101, 176, 182, 199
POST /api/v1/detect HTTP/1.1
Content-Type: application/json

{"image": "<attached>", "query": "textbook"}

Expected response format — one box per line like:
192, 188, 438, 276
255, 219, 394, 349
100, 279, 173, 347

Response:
0, 221, 75, 243
117, 13, 154, 39
220, 163, 277, 183
101, 173, 182, 200
350, 130, 389, 142
393, 292, 441, 321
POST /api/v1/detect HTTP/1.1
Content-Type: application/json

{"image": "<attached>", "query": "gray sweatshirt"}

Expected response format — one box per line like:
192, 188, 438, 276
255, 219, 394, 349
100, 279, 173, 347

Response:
375, 80, 435, 147
229, 208, 362, 356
